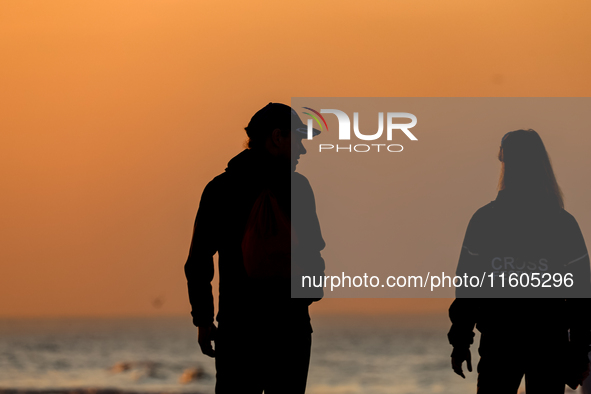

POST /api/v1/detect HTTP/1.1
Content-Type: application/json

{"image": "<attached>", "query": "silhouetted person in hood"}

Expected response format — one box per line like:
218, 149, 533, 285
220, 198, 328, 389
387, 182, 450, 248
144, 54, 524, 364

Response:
448, 129, 591, 393
185, 103, 325, 393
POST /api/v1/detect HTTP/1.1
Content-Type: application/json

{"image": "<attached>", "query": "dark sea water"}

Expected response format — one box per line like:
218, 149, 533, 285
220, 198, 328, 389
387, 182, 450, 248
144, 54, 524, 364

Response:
0, 314, 569, 394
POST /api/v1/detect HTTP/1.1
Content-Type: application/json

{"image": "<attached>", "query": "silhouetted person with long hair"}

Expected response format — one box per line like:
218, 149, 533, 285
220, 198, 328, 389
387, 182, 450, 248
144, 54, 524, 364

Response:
448, 129, 591, 393
184, 103, 325, 393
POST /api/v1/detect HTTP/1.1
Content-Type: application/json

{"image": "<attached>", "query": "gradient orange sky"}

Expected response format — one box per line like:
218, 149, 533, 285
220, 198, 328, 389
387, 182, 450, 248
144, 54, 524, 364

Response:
1, 0, 591, 317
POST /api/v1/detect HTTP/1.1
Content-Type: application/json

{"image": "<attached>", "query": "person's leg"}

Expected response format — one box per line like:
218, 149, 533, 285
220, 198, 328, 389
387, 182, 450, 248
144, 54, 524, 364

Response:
476, 339, 524, 394
476, 356, 524, 394
263, 327, 312, 394
524, 371, 565, 394
215, 324, 264, 394
523, 347, 566, 394
289, 332, 312, 393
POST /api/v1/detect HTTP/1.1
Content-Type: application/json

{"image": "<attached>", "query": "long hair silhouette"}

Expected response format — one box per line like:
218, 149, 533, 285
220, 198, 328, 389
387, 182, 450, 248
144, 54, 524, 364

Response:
497, 129, 564, 209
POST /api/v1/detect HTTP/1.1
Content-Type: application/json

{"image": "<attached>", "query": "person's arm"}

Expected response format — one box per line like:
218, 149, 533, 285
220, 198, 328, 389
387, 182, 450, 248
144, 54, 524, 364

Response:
291, 173, 325, 302
448, 209, 485, 378
448, 298, 477, 378
184, 180, 219, 357
563, 213, 591, 385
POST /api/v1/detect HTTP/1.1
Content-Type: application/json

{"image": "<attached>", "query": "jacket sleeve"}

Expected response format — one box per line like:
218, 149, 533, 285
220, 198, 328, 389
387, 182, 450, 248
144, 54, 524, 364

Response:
448, 299, 477, 349
291, 173, 326, 302
562, 213, 591, 357
184, 180, 219, 327
447, 210, 485, 349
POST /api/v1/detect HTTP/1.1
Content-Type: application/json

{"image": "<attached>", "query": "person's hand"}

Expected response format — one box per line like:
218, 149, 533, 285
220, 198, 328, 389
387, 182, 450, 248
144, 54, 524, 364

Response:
451, 348, 472, 379
198, 323, 217, 357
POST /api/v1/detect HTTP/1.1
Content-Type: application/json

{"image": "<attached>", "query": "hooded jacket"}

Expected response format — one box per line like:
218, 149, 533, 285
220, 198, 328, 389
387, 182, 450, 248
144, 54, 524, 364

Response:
184, 149, 325, 331
448, 189, 591, 356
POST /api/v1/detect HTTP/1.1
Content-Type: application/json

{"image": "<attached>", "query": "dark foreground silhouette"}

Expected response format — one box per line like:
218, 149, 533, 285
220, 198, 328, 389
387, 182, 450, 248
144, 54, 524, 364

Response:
185, 103, 325, 393
448, 129, 591, 393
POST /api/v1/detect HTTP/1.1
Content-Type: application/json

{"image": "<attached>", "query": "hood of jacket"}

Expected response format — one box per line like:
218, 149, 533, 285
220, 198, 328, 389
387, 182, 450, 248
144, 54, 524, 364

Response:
224, 149, 291, 210
225, 149, 289, 178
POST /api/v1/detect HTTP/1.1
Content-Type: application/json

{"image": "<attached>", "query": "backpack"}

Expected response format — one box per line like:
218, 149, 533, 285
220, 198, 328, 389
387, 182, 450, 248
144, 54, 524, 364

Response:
241, 189, 298, 278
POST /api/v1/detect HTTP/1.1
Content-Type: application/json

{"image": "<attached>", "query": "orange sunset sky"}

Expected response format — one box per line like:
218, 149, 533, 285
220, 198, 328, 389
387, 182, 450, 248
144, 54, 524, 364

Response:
1, 0, 591, 317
